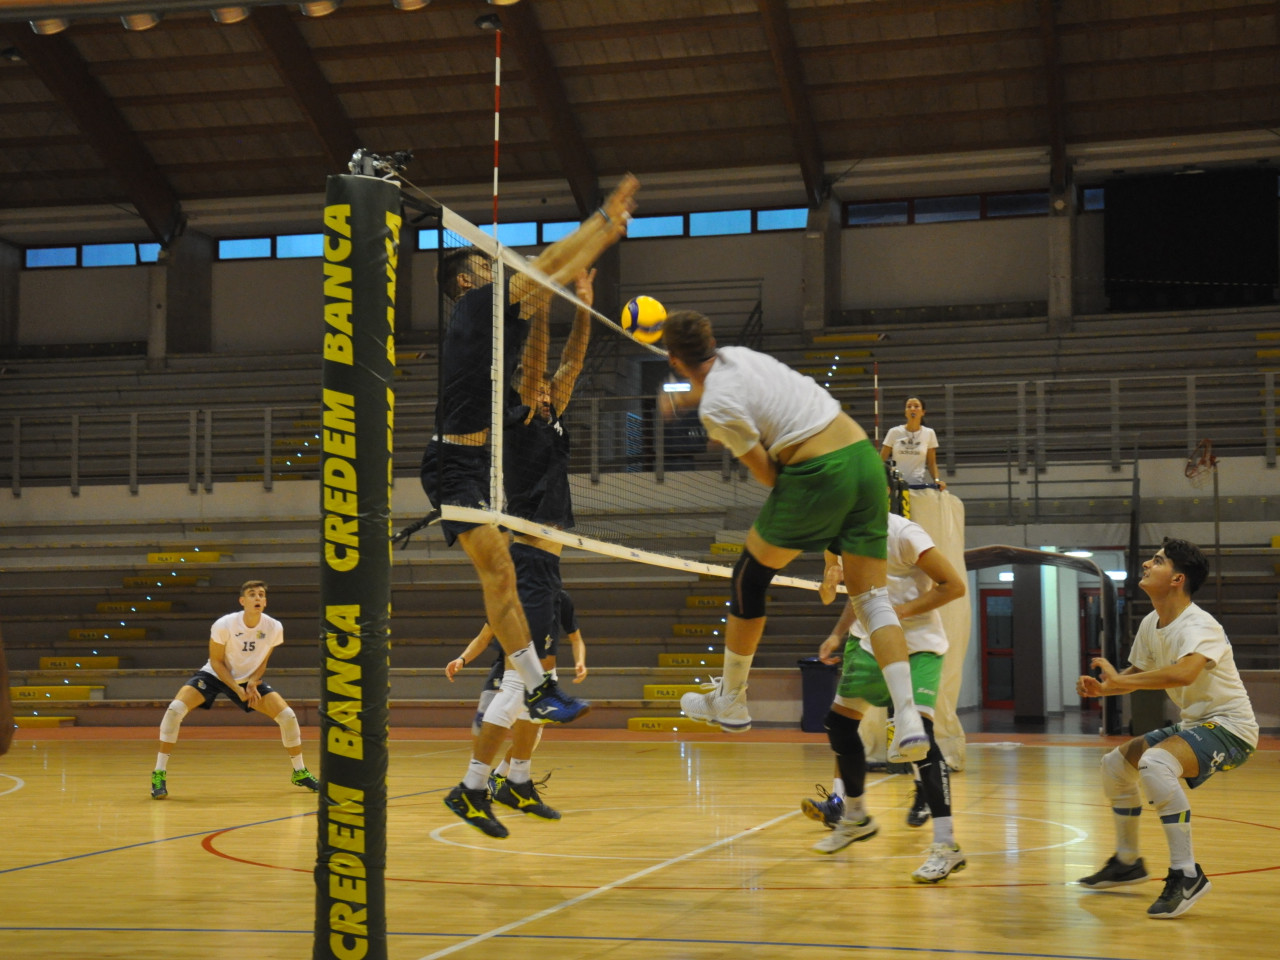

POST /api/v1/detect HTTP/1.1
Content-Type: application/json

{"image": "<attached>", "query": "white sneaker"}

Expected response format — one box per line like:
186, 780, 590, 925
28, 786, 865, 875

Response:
679, 678, 752, 732
888, 706, 929, 764
912, 842, 967, 882
812, 815, 878, 854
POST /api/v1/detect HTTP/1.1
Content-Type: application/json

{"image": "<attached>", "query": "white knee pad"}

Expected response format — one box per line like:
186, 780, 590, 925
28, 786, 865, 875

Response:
482, 671, 530, 729
274, 706, 303, 749
850, 586, 899, 635
473, 688, 499, 737
159, 699, 189, 743
1139, 748, 1190, 817
1100, 747, 1141, 807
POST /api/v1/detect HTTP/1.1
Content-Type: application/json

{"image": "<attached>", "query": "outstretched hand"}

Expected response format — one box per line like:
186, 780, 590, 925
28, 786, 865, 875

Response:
574, 268, 596, 308
1077, 658, 1119, 698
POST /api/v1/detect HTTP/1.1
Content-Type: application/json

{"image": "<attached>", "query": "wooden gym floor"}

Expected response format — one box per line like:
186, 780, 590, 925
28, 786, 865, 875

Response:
1, 726, 1277, 960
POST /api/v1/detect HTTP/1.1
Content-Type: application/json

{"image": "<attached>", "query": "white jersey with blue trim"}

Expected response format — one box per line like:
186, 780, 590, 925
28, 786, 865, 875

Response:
201, 611, 284, 683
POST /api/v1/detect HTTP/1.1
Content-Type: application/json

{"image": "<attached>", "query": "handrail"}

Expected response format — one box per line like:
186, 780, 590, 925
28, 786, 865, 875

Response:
1, 369, 1274, 495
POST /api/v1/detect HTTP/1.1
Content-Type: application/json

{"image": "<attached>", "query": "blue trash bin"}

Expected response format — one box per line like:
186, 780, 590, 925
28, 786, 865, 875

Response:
797, 656, 840, 733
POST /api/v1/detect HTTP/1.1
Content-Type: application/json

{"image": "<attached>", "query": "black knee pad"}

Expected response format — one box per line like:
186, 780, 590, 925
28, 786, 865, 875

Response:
729, 550, 779, 619
824, 709, 862, 756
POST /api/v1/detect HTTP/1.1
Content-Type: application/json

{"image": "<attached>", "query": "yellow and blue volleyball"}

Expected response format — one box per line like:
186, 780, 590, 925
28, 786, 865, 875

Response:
621, 295, 666, 345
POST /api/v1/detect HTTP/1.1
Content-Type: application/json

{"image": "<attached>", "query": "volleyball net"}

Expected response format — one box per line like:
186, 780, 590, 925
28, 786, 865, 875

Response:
421, 193, 828, 591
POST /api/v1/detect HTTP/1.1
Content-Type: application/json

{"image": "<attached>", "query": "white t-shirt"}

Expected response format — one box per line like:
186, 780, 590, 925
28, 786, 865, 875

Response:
882, 424, 938, 485
201, 611, 284, 683
697, 346, 840, 458
852, 513, 949, 656
1128, 603, 1258, 747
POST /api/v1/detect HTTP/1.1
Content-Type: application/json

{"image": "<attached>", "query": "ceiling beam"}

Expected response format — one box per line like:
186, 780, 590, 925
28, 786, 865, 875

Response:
0, 22, 184, 245
1037, 0, 1068, 194
247, 5, 360, 175
756, 0, 825, 207
497, 0, 598, 216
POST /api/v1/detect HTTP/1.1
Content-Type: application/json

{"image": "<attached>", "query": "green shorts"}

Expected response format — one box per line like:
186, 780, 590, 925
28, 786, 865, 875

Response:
752, 439, 887, 558
836, 643, 943, 712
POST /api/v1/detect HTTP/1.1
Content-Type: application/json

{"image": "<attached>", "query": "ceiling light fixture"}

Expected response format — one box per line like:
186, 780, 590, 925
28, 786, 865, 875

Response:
211, 6, 251, 24
487, 0, 523, 5
121, 13, 161, 31
29, 18, 69, 35
392, 0, 431, 10
300, 1, 341, 15
475, 13, 501, 31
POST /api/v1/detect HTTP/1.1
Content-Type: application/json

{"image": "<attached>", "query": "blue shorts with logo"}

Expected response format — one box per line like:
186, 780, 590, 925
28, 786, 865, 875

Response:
1144, 721, 1254, 789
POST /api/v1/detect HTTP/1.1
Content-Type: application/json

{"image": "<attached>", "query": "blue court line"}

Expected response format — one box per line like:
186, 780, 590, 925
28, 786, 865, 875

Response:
0, 927, 1147, 960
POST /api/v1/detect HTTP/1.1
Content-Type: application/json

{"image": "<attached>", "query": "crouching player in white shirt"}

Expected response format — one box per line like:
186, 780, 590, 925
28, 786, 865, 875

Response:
1077, 537, 1259, 918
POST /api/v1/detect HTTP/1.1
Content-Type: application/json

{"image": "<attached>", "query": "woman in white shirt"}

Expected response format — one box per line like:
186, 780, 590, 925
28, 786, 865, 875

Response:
880, 397, 945, 490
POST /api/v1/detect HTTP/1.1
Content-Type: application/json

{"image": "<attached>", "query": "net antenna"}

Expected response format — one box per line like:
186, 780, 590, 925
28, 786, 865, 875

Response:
1184, 437, 1223, 613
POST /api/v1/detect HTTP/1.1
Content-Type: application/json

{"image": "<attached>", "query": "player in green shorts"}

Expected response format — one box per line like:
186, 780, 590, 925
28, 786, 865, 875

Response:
800, 513, 968, 882
663, 311, 928, 762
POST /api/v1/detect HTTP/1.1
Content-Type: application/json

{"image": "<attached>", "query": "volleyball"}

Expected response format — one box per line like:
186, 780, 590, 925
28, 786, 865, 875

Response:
621, 295, 666, 345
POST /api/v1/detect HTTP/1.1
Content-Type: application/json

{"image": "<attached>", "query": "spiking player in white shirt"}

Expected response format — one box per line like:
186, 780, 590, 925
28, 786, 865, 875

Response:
1077, 537, 1259, 918
149, 580, 317, 799
663, 311, 929, 765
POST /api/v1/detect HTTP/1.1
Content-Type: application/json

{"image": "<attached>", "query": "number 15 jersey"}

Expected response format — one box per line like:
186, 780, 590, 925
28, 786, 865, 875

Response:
201, 611, 284, 682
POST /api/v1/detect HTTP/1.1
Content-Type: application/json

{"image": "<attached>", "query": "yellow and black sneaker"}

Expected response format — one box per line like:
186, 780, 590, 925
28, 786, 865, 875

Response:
492, 776, 561, 821
443, 783, 510, 838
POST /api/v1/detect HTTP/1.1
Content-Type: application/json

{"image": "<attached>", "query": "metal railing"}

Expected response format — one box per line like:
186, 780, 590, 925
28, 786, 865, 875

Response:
2, 370, 1275, 497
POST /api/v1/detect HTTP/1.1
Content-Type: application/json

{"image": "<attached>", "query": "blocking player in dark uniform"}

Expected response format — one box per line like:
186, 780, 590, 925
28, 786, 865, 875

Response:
440, 267, 599, 837
420, 175, 634, 747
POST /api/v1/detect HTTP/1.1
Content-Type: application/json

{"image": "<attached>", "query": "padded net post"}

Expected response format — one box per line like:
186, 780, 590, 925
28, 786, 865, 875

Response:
314, 173, 399, 960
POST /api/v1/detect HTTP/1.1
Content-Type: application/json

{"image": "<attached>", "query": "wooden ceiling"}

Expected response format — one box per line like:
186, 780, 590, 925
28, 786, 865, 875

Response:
0, 0, 1278, 245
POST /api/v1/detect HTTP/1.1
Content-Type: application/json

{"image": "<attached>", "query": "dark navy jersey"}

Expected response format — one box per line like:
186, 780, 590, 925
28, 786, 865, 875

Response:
504, 403, 573, 529
436, 281, 528, 435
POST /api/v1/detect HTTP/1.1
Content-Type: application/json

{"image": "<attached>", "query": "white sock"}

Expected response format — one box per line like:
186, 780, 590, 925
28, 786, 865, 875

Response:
510, 645, 547, 689
154, 753, 169, 772
881, 662, 917, 714
846, 795, 867, 821
832, 776, 845, 800
291, 754, 306, 772
508, 758, 532, 784
463, 758, 492, 790
932, 815, 955, 846
494, 759, 511, 778
1161, 817, 1196, 876
722, 650, 754, 699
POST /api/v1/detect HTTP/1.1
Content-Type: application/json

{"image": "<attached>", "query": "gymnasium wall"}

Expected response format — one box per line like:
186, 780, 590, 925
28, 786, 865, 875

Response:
15, 211, 1093, 350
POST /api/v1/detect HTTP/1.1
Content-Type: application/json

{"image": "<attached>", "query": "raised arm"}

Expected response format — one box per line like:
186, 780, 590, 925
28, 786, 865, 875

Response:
549, 268, 595, 415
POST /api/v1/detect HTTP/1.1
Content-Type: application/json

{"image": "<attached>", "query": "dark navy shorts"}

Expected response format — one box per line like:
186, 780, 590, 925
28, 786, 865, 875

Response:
419, 439, 489, 547
512, 541, 563, 660
183, 670, 276, 714
483, 641, 504, 692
